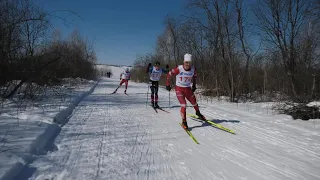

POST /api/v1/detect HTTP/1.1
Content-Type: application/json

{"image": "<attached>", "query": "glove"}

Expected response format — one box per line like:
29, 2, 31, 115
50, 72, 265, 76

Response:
148, 63, 152, 67
192, 85, 196, 92
166, 86, 171, 91
165, 64, 169, 69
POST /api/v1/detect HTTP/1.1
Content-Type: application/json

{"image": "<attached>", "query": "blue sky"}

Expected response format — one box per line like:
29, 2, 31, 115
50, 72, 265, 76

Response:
37, 0, 185, 65
36, 0, 258, 66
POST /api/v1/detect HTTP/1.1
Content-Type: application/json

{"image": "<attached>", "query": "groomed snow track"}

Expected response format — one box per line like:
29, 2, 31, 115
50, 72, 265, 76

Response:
23, 77, 320, 180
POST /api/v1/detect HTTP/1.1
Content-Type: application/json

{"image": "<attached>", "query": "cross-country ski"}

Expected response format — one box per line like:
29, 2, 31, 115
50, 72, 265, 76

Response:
187, 114, 236, 134
179, 123, 199, 144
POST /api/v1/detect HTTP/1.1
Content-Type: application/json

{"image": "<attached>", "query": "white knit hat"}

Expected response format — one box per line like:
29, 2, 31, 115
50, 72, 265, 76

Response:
184, 53, 192, 62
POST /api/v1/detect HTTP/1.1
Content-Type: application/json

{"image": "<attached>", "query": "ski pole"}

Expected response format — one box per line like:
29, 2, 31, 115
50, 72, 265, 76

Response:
112, 85, 120, 94
169, 90, 170, 108
146, 81, 150, 107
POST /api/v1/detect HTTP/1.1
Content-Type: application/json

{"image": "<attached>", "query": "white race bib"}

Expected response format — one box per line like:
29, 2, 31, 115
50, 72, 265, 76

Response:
122, 72, 131, 80
175, 65, 194, 87
150, 67, 162, 81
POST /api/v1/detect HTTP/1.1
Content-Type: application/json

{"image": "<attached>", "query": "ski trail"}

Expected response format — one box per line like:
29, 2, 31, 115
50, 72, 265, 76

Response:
204, 109, 320, 158
204, 105, 320, 157
27, 77, 320, 180
197, 103, 320, 180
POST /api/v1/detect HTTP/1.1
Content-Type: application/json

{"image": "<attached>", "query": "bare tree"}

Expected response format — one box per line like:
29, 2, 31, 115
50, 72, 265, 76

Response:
0, 0, 97, 99
156, 33, 172, 65
165, 16, 181, 66
254, 0, 313, 100
234, 0, 260, 94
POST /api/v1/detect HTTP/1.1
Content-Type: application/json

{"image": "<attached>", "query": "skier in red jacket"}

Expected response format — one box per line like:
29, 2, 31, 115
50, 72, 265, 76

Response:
113, 67, 131, 94
166, 53, 206, 129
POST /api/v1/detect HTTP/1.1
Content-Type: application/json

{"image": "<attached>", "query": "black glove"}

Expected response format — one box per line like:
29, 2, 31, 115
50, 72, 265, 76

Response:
192, 85, 196, 92
166, 86, 171, 91
148, 63, 152, 67
165, 64, 169, 69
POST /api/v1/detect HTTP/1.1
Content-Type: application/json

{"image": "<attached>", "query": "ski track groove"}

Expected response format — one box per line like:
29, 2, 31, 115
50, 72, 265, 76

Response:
67, 106, 94, 179
94, 95, 108, 180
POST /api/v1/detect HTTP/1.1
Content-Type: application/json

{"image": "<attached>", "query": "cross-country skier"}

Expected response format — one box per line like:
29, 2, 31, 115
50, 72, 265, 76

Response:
146, 61, 169, 108
113, 67, 131, 94
165, 53, 206, 129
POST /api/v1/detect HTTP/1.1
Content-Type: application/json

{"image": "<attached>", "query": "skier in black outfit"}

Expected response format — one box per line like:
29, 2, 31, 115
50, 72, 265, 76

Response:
146, 61, 169, 108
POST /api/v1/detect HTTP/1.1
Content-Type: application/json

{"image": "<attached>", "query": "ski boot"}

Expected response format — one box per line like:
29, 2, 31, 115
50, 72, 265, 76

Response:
154, 102, 160, 108
151, 102, 155, 107
196, 111, 207, 121
181, 120, 188, 130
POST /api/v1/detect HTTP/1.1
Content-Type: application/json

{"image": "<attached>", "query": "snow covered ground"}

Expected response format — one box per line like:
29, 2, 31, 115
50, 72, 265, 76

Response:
0, 79, 97, 180
13, 72, 319, 180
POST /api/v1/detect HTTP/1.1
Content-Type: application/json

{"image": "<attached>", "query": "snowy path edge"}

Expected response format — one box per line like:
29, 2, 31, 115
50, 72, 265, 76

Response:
0, 80, 100, 180
53, 80, 100, 126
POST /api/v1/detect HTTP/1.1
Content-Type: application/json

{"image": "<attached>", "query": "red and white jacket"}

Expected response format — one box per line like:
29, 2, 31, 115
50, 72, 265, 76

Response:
120, 72, 131, 80
166, 65, 197, 88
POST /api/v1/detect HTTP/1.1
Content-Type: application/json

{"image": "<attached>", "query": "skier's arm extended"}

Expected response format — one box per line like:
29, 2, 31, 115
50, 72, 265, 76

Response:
146, 63, 152, 73
192, 68, 197, 92
166, 66, 179, 86
162, 64, 170, 74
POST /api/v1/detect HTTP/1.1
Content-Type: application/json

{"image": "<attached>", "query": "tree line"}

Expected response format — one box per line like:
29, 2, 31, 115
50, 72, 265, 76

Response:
0, 0, 97, 100
132, 0, 320, 104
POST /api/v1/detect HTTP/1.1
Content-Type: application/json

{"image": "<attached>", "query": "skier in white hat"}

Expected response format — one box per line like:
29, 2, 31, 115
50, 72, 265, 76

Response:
166, 53, 206, 129
112, 67, 131, 94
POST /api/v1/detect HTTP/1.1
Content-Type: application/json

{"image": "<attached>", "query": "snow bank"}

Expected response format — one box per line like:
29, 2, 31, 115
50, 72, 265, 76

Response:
307, 101, 320, 107
1, 161, 25, 180
29, 124, 61, 155
1, 123, 61, 180
0, 80, 99, 180
54, 81, 99, 125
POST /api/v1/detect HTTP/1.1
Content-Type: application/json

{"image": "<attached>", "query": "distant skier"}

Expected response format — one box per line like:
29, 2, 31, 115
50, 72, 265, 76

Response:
113, 67, 131, 94
165, 53, 206, 129
146, 61, 169, 108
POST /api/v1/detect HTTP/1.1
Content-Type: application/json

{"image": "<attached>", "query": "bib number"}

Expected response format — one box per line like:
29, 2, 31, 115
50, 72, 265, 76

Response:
152, 73, 161, 79
123, 74, 130, 79
179, 77, 192, 83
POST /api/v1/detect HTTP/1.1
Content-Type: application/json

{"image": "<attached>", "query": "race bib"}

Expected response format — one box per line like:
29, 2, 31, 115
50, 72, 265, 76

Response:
150, 67, 162, 81
122, 72, 130, 79
175, 65, 194, 87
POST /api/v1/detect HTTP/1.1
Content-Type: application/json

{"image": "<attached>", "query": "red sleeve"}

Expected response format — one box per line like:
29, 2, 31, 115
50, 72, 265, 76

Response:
166, 66, 180, 86
192, 67, 197, 86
